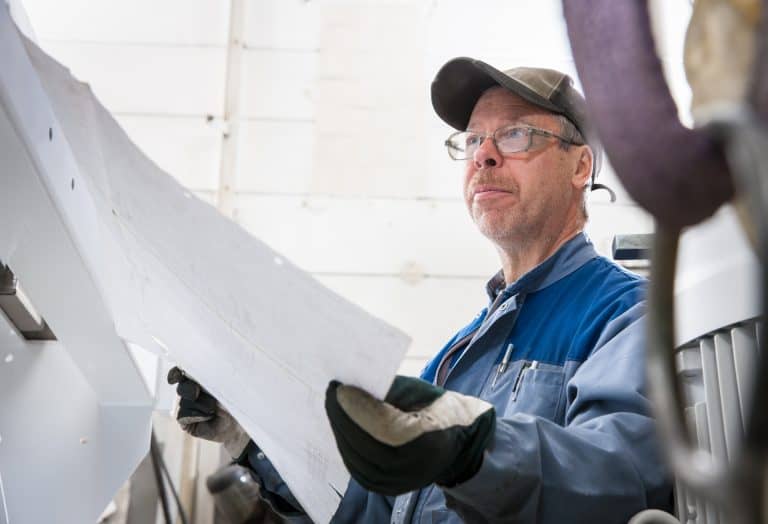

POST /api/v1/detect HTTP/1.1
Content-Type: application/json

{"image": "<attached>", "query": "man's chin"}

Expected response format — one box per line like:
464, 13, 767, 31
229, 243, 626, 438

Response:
473, 217, 522, 244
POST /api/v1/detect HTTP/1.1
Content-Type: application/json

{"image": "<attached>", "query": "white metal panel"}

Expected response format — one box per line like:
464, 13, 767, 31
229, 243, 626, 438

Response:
22, 0, 229, 46
38, 41, 226, 116
0, 15, 153, 522
0, 35, 148, 404
675, 206, 760, 346
241, 49, 316, 120
0, 321, 151, 524
116, 115, 222, 191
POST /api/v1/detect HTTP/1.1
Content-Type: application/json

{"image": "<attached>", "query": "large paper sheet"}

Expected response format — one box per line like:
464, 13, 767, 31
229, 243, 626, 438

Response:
21, 38, 410, 522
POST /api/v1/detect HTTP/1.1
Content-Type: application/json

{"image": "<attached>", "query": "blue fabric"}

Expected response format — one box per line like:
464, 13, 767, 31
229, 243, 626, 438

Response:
243, 443, 313, 522
248, 232, 673, 523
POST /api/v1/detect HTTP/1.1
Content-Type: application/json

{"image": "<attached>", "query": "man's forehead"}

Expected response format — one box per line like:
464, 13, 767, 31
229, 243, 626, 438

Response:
467, 87, 557, 129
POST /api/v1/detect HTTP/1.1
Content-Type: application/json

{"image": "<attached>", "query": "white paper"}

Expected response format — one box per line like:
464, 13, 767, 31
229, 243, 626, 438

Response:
23, 38, 410, 522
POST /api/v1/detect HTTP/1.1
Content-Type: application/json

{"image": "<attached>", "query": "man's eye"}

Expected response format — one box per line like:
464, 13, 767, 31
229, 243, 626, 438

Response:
465, 134, 481, 147
499, 127, 527, 140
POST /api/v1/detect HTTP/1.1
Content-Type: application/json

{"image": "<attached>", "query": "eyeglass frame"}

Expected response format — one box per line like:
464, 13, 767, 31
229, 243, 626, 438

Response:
443, 124, 584, 161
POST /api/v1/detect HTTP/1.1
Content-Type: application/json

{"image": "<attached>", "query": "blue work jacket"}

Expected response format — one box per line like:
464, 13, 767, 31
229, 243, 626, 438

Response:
248, 232, 673, 523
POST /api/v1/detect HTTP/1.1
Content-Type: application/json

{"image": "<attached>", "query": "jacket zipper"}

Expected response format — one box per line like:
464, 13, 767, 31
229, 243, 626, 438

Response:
439, 293, 527, 387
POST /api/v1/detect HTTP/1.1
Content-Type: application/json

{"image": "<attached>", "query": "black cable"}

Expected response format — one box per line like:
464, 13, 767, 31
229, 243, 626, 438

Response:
157, 433, 190, 524
149, 431, 173, 524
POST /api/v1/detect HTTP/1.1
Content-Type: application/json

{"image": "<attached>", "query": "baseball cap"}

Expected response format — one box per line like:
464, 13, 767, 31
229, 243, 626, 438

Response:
431, 57, 613, 199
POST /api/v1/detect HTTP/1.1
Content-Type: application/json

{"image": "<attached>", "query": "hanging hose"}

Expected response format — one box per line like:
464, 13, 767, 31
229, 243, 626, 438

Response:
562, 0, 733, 229
645, 114, 768, 524
562, 1, 768, 521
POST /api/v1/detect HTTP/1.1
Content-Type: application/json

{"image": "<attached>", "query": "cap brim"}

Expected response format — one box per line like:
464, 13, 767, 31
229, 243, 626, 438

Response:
431, 57, 563, 131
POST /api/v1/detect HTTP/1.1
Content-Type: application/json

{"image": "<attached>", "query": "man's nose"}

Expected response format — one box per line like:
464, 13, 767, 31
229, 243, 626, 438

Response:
473, 137, 501, 169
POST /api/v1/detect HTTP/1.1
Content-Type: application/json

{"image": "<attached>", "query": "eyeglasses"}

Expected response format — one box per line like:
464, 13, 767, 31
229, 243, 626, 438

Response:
444, 124, 583, 160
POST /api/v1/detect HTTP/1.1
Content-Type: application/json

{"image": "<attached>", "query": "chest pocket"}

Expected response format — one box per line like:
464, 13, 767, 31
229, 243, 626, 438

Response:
505, 361, 566, 422
428, 509, 461, 523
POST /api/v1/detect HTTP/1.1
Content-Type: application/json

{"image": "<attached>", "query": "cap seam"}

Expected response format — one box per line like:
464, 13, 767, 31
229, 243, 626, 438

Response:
543, 74, 566, 99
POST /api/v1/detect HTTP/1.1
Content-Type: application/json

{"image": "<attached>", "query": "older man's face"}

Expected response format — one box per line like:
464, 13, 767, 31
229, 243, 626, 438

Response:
463, 87, 583, 246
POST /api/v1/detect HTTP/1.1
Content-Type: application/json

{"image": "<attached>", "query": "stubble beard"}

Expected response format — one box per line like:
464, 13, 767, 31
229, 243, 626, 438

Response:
472, 204, 531, 246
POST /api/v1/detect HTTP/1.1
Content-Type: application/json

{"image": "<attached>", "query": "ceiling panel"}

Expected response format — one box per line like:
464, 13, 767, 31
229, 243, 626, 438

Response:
312, 105, 429, 197
116, 115, 222, 191
234, 194, 499, 277
424, 0, 573, 74
244, 0, 319, 50
40, 42, 226, 116
241, 49, 317, 119
236, 120, 315, 193
22, 0, 229, 45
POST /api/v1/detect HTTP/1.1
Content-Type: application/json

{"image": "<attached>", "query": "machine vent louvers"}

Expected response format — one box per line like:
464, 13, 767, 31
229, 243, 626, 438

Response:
674, 319, 761, 524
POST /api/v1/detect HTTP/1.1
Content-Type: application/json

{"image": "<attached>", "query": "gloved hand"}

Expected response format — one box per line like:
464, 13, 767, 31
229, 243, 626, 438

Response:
167, 366, 251, 459
325, 375, 496, 496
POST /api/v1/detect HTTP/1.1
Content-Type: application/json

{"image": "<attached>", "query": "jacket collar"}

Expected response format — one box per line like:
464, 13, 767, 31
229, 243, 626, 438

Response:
485, 231, 599, 301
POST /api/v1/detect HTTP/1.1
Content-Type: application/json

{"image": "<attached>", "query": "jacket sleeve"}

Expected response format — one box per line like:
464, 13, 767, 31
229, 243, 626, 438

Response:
442, 302, 673, 523
242, 443, 394, 523
241, 443, 314, 523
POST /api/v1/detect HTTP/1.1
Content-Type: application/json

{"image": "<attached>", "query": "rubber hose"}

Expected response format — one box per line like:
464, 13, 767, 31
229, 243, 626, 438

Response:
562, 0, 733, 228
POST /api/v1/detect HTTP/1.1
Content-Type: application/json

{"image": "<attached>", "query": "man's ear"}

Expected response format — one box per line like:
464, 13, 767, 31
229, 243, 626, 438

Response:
572, 145, 593, 190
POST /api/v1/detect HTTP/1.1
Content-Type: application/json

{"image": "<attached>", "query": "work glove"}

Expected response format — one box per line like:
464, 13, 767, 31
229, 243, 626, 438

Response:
168, 366, 251, 459
325, 375, 496, 496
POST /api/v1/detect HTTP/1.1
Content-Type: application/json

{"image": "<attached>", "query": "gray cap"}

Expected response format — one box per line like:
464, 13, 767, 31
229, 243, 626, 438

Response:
431, 57, 609, 193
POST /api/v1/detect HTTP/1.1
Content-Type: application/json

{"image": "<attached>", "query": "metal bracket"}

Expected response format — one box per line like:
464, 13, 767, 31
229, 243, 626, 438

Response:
0, 262, 56, 340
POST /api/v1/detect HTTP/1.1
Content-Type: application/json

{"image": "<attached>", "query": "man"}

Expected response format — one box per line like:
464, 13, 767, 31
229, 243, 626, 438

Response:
173, 57, 673, 523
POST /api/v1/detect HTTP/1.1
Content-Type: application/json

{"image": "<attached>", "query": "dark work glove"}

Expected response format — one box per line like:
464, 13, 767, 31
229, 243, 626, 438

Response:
168, 366, 251, 459
325, 375, 496, 496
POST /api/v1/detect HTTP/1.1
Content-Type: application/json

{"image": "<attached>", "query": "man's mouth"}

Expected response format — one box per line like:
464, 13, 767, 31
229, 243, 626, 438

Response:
472, 186, 513, 202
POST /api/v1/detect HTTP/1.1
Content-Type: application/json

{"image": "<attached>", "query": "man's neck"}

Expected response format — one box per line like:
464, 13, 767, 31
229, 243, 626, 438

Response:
496, 223, 584, 285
